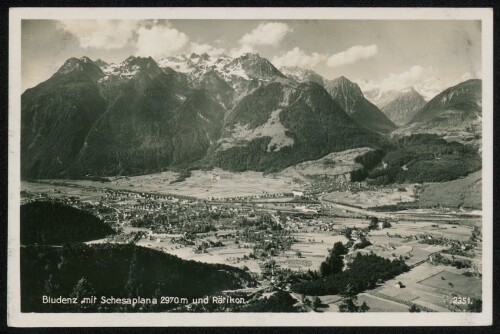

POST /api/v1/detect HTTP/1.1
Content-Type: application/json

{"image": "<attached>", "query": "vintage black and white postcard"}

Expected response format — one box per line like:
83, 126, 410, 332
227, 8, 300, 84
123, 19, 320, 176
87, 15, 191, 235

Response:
7, 7, 493, 327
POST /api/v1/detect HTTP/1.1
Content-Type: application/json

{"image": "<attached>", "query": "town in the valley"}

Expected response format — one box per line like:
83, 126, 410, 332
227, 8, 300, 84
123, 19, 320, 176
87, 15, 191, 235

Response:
21, 165, 482, 313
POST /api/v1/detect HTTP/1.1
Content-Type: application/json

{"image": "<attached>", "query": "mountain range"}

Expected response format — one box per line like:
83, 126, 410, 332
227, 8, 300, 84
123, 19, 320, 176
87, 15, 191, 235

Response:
21, 53, 481, 179
380, 88, 427, 126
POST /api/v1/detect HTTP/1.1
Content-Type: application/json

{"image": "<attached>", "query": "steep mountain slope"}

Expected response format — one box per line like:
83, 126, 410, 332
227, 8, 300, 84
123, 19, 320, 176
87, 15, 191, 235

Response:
67, 60, 190, 176
409, 79, 481, 127
171, 89, 225, 166
324, 77, 397, 133
381, 88, 426, 126
197, 69, 235, 110
21, 57, 108, 179
418, 170, 482, 209
22, 53, 389, 178
212, 81, 386, 172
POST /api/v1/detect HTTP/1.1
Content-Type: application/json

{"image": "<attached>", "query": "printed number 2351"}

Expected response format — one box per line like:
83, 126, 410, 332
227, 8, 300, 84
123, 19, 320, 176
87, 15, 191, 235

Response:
452, 297, 471, 305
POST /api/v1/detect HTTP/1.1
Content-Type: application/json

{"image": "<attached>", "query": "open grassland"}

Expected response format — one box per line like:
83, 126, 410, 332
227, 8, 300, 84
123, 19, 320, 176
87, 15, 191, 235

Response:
323, 185, 416, 209
418, 171, 481, 209
21, 182, 103, 202
136, 236, 261, 273
278, 147, 373, 182
354, 235, 445, 266
372, 263, 480, 312
356, 293, 410, 312
39, 168, 299, 199
279, 233, 349, 271
370, 220, 474, 242
418, 270, 481, 298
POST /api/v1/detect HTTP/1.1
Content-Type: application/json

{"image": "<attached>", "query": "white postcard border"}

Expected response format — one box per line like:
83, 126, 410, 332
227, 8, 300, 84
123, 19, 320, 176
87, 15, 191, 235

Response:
8, 6, 494, 327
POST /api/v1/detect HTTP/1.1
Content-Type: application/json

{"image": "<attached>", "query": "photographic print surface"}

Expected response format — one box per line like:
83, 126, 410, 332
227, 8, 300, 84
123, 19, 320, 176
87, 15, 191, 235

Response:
8, 7, 493, 327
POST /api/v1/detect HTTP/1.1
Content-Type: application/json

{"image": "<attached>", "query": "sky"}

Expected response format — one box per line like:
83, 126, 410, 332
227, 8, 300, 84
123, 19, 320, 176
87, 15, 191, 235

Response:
21, 19, 482, 94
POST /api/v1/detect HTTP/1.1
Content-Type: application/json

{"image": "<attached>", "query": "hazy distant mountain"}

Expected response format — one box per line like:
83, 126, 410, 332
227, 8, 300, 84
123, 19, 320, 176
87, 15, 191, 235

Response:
324, 76, 397, 133
362, 88, 402, 109
381, 88, 427, 126
21, 53, 388, 178
360, 77, 446, 107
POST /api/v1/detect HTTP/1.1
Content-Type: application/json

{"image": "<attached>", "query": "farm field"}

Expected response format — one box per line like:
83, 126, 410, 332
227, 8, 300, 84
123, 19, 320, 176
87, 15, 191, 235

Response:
371, 262, 480, 312
40, 169, 300, 199
21, 170, 483, 314
370, 220, 475, 241
355, 293, 410, 312
419, 270, 481, 298
354, 236, 445, 266
323, 185, 417, 209
278, 147, 373, 182
281, 233, 349, 271
136, 237, 261, 273
21, 182, 103, 202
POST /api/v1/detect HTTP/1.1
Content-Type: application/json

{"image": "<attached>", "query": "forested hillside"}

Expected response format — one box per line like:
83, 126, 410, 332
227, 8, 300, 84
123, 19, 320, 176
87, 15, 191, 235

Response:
21, 243, 256, 312
21, 201, 115, 245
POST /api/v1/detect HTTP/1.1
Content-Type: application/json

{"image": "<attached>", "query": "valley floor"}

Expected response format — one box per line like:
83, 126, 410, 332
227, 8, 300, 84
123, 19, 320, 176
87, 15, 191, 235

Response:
20, 167, 482, 313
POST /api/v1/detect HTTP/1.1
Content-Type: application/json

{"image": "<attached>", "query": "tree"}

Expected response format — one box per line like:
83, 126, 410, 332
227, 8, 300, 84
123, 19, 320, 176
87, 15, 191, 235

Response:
368, 217, 379, 230
467, 299, 482, 312
332, 242, 347, 256
125, 251, 140, 298
409, 304, 421, 312
312, 296, 322, 310
339, 297, 359, 312
70, 277, 95, 311
70, 277, 95, 300
339, 284, 363, 312
327, 254, 344, 275
359, 301, 370, 312
343, 228, 353, 240
43, 274, 60, 312
320, 262, 332, 277
43, 274, 59, 296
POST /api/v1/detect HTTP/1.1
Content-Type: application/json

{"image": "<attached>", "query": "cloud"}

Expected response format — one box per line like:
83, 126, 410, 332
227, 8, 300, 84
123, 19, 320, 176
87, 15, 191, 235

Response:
459, 70, 481, 81
326, 44, 378, 68
135, 25, 189, 58
272, 47, 326, 69
358, 65, 426, 93
229, 44, 255, 58
239, 22, 291, 47
190, 42, 225, 57
57, 20, 138, 50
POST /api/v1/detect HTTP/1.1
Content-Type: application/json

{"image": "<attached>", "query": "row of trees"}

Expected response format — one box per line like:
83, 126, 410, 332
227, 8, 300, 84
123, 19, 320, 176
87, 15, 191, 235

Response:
293, 252, 409, 296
